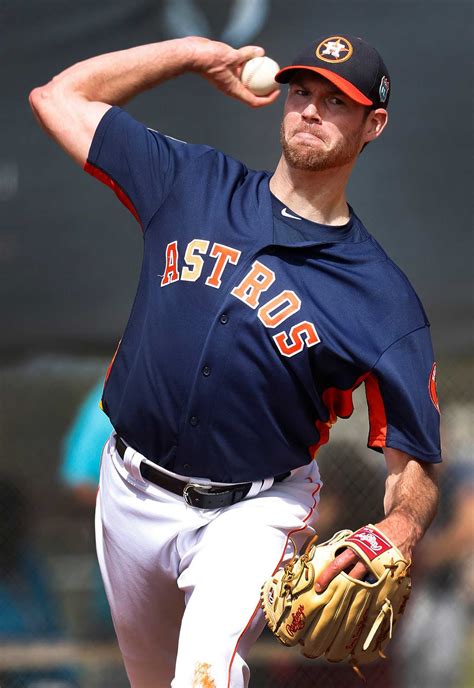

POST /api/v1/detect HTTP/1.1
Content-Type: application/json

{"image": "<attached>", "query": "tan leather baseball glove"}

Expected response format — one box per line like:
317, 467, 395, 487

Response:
260, 525, 411, 672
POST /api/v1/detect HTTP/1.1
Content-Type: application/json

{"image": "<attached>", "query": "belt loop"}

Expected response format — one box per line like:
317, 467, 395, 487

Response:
246, 480, 263, 499
261, 477, 275, 493
246, 477, 274, 499
123, 446, 147, 485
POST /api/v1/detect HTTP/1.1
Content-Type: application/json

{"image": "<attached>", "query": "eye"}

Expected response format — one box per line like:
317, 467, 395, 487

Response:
328, 96, 345, 106
293, 87, 310, 96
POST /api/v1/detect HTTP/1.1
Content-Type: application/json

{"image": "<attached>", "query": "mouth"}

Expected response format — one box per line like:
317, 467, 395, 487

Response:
291, 130, 325, 145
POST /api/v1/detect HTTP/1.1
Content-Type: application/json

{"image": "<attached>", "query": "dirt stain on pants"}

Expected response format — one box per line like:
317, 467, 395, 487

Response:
192, 661, 216, 687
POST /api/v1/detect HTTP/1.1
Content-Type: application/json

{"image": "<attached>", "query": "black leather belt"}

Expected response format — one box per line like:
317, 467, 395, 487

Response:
115, 437, 289, 509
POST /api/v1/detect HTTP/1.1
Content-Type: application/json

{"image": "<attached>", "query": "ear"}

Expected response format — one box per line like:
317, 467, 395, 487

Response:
363, 108, 388, 144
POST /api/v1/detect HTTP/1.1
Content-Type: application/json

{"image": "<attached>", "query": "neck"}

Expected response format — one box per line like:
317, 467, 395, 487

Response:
270, 156, 355, 225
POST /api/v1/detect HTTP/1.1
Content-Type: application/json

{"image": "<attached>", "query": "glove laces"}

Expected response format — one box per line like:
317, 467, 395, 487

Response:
362, 598, 394, 651
350, 599, 394, 681
273, 535, 318, 634
282, 535, 318, 590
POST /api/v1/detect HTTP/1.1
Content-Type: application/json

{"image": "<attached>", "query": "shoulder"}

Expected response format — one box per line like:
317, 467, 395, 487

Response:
92, 106, 255, 171
372, 237, 428, 320
322, 218, 431, 360
347, 218, 430, 329
89, 106, 216, 166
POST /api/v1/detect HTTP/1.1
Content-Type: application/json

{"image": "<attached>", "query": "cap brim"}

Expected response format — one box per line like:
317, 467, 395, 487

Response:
274, 66, 373, 106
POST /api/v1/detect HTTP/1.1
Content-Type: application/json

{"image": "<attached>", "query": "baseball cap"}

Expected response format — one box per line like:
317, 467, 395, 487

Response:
275, 35, 391, 109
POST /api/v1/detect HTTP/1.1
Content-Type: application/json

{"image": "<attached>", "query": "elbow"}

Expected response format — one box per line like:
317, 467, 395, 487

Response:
29, 82, 55, 122
29, 85, 43, 114
29, 75, 70, 118
29, 79, 78, 136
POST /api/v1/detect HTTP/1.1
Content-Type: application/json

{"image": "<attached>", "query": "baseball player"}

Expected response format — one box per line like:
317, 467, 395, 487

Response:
30, 34, 440, 688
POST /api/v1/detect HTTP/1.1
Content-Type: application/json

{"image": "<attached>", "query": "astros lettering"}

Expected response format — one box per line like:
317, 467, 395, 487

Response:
160, 239, 320, 357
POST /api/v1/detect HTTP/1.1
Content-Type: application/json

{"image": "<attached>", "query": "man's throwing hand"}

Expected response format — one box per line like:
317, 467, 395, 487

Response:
188, 37, 280, 107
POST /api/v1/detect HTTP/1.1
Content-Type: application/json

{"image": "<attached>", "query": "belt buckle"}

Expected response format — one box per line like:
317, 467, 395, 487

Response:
183, 482, 213, 508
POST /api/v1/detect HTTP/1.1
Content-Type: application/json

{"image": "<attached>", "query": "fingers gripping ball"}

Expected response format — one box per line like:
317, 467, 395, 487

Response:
260, 525, 412, 672
240, 56, 280, 96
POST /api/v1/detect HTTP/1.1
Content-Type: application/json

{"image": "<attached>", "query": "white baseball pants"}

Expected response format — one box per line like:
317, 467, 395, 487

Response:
95, 435, 321, 688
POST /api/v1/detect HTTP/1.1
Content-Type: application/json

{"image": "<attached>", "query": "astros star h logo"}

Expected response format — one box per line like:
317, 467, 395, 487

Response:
316, 36, 353, 63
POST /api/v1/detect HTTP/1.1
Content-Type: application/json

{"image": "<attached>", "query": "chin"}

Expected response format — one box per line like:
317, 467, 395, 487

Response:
284, 135, 359, 172
283, 142, 331, 171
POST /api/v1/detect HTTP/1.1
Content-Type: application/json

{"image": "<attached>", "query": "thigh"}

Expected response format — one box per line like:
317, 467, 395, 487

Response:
96, 438, 187, 688
173, 466, 321, 688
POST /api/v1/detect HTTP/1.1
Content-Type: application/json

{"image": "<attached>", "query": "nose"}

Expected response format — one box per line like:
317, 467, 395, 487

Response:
302, 101, 322, 123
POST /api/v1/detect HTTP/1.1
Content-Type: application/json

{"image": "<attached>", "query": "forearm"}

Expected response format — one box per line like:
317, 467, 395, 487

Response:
43, 38, 198, 106
378, 450, 440, 557
314, 451, 439, 590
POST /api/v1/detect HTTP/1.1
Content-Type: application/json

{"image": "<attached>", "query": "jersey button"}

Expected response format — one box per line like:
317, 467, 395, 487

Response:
183, 463, 191, 471
189, 416, 199, 427
201, 365, 211, 377
219, 313, 229, 324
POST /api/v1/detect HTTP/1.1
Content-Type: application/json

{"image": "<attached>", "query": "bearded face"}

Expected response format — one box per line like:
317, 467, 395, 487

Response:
279, 74, 372, 172
279, 115, 368, 172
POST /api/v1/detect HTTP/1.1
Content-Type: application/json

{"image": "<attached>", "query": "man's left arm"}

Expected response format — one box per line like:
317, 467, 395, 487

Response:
376, 447, 440, 556
315, 448, 439, 591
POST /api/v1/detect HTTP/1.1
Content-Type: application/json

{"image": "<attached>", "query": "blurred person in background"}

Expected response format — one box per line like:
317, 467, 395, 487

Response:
60, 380, 115, 638
60, 380, 113, 509
0, 477, 78, 687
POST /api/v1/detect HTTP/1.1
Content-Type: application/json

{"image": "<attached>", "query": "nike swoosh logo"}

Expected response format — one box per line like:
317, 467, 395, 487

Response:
281, 207, 302, 221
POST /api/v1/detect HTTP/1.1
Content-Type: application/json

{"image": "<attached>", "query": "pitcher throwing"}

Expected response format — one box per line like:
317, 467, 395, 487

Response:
30, 33, 440, 687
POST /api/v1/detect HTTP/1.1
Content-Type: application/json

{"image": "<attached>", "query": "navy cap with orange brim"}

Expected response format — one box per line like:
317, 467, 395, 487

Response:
275, 35, 391, 109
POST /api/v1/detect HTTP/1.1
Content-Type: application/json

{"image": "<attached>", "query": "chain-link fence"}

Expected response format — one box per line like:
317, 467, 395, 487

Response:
0, 354, 472, 688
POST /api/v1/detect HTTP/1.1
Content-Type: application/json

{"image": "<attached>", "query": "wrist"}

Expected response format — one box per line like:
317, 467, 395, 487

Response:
183, 36, 215, 72
374, 513, 423, 559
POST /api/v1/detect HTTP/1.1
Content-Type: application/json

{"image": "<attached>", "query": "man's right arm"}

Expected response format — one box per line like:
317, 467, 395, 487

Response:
29, 37, 279, 167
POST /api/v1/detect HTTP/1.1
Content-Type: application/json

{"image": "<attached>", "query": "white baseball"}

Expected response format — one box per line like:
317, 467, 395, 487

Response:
240, 56, 280, 96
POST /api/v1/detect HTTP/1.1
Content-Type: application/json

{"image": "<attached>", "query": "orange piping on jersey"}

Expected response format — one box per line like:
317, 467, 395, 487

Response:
84, 161, 142, 227
226, 482, 321, 687
364, 372, 388, 447
309, 373, 370, 459
103, 339, 122, 390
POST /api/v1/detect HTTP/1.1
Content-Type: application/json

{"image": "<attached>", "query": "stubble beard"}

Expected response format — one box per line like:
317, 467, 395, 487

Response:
279, 121, 365, 172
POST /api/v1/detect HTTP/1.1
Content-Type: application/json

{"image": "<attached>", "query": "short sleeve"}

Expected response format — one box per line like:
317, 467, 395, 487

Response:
85, 106, 212, 230
363, 326, 441, 462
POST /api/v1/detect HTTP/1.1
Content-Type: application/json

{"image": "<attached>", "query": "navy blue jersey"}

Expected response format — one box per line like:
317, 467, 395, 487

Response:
85, 107, 441, 483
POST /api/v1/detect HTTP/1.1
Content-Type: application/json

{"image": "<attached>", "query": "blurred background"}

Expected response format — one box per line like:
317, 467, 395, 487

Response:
1, 0, 473, 686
